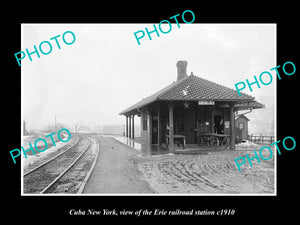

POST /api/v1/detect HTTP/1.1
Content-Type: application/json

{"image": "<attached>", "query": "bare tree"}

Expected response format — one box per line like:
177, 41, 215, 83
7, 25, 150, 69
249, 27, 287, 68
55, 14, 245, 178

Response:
74, 121, 88, 133
75, 122, 82, 133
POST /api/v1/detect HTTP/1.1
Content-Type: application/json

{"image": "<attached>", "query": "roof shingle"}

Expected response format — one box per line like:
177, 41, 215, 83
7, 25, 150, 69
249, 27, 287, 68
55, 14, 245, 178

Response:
120, 74, 261, 115
158, 75, 254, 101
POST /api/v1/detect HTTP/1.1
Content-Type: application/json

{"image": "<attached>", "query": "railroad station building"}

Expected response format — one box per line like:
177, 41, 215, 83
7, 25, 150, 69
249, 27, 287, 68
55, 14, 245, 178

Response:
119, 61, 264, 151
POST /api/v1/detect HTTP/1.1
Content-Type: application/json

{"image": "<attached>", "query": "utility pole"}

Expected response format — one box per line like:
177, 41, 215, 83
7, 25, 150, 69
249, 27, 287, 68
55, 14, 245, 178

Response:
23, 120, 30, 136
54, 116, 57, 133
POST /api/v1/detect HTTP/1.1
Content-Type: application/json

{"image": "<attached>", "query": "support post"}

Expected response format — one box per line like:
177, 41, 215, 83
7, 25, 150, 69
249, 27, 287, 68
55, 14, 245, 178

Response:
129, 115, 131, 138
229, 104, 235, 150
132, 115, 135, 139
211, 106, 214, 133
168, 102, 174, 152
125, 116, 128, 137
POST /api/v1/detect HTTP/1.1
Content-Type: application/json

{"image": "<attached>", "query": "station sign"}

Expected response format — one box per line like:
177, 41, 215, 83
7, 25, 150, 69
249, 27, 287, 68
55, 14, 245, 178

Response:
198, 100, 215, 105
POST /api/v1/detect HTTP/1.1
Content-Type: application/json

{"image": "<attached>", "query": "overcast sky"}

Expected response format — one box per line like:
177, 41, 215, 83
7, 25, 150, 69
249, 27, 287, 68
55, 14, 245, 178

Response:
22, 23, 276, 135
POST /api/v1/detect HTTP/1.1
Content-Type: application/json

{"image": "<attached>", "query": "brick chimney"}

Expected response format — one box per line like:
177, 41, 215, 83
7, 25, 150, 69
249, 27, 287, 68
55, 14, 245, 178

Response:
176, 60, 188, 81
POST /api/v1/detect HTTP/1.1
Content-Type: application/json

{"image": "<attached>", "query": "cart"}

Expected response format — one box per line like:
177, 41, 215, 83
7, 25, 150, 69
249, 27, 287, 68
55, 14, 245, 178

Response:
197, 133, 230, 148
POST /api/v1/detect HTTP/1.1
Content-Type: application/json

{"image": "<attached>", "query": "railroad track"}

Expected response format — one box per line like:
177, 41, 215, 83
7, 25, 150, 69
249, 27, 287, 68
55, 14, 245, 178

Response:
23, 135, 100, 194
23, 135, 81, 176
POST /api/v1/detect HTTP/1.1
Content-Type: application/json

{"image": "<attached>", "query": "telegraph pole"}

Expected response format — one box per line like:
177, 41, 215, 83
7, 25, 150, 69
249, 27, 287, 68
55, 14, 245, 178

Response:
23, 120, 30, 136
54, 116, 57, 133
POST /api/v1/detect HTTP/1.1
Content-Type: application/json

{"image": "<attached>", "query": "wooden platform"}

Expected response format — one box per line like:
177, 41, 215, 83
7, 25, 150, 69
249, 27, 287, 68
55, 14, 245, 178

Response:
173, 144, 229, 154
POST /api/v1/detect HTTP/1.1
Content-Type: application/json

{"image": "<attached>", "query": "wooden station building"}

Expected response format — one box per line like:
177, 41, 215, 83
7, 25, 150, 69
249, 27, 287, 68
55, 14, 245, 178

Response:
119, 61, 264, 151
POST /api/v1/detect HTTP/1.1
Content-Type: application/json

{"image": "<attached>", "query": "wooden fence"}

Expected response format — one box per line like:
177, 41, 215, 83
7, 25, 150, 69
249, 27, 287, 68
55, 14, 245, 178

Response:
248, 134, 275, 143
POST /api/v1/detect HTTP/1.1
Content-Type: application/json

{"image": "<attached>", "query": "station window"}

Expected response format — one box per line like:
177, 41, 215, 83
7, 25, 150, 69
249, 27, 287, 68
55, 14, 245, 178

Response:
239, 122, 244, 130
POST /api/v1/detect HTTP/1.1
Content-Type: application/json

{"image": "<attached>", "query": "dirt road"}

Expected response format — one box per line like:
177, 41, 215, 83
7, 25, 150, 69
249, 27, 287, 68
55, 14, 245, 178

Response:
132, 149, 275, 194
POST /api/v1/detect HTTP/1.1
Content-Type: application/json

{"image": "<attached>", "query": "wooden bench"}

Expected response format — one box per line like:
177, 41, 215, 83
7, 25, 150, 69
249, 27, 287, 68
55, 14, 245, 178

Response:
165, 135, 186, 149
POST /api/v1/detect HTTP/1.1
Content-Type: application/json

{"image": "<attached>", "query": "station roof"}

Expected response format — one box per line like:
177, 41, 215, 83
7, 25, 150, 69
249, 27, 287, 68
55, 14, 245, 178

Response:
235, 114, 250, 121
120, 74, 263, 115
234, 101, 265, 110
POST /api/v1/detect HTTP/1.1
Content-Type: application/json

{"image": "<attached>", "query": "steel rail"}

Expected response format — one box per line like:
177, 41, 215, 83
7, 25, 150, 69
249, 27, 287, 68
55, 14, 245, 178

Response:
23, 135, 80, 177
40, 136, 91, 194
77, 136, 100, 194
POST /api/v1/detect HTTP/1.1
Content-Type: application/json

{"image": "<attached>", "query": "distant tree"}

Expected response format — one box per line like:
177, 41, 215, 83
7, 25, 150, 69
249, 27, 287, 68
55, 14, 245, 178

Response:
74, 122, 88, 133
45, 122, 65, 132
